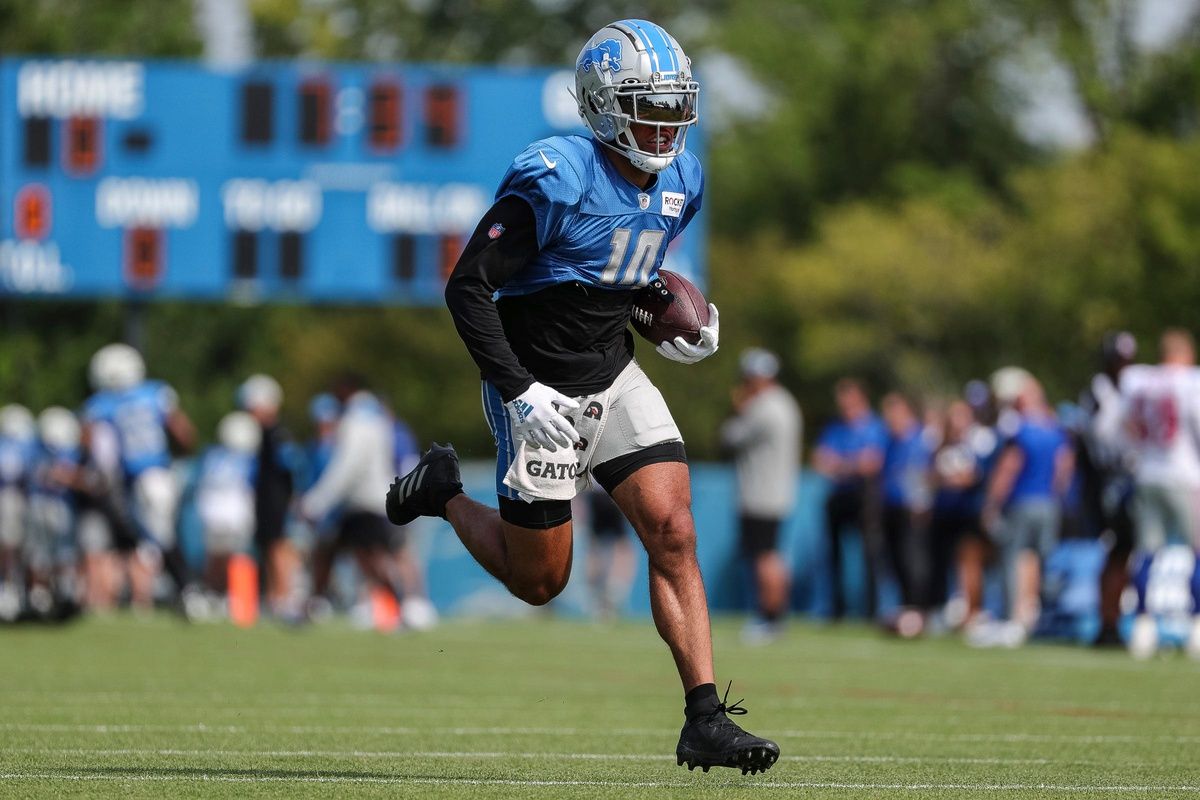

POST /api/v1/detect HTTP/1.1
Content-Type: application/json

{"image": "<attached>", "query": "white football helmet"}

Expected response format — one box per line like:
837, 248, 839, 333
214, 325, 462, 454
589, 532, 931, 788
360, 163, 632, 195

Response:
37, 406, 81, 452
574, 19, 699, 173
89, 343, 145, 392
0, 404, 35, 440
238, 374, 283, 413
217, 411, 261, 454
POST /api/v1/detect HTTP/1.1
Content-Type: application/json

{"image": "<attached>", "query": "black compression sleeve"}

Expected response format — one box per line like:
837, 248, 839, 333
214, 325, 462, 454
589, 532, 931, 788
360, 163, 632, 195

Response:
444, 195, 540, 401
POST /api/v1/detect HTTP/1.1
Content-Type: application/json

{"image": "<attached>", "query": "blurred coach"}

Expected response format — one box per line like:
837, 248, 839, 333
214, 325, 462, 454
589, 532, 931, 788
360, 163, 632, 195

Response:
720, 348, 802, 643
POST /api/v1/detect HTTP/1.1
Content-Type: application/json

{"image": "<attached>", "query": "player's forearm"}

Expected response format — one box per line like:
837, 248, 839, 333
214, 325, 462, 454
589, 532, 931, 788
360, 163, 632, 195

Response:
445, 278, 534, 400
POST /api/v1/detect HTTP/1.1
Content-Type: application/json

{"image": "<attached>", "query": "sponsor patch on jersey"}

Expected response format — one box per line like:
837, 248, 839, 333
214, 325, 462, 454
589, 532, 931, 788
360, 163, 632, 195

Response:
488, 223, 505, 240
661, 192, 685, 218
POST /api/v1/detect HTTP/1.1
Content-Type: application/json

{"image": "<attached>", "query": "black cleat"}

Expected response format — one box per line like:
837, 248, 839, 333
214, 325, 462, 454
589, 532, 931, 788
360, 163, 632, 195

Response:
676, 683, 780, 776
386, 443, 463, 526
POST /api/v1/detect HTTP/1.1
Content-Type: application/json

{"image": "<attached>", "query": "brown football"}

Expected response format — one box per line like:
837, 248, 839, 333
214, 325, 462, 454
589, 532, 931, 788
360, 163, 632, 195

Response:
630, 269, 711, 346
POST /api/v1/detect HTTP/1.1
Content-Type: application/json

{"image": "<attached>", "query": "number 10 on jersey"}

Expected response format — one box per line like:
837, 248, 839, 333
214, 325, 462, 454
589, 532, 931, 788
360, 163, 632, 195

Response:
601, 228, 665, 286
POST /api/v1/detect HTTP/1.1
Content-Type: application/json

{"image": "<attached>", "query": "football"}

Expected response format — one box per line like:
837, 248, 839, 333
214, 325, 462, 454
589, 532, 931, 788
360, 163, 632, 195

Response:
630, 270, 711, 346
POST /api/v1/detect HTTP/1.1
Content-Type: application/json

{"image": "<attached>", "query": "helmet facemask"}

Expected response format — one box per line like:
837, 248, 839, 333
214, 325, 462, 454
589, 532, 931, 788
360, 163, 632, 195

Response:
606, 78, 698, 172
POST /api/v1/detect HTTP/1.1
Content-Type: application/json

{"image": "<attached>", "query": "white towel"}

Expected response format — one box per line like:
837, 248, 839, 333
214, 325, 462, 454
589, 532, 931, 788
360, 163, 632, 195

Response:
503, 384, 611, 503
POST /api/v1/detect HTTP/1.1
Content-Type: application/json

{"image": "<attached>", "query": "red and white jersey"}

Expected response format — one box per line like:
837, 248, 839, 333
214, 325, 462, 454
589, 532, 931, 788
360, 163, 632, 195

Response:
1120, 364, 1200, 487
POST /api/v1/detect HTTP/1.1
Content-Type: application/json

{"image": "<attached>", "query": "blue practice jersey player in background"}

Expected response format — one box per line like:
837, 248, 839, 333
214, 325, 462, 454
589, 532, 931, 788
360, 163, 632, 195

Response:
387, 19, 779, 775
83, 343, 196, 610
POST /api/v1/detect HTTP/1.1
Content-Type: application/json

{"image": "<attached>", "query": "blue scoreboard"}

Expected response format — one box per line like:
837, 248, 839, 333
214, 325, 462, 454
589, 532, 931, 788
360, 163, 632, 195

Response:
0, 58, 705, 304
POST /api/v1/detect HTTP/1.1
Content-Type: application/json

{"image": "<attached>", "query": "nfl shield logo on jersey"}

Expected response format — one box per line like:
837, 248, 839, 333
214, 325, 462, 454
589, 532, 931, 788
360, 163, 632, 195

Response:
638, 193, 650, 210
488, 223, 505, 240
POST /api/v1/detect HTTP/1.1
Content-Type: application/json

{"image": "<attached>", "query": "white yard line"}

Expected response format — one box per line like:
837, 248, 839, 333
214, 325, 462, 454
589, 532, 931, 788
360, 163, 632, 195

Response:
1, 747, 1068, 766
0, 772, 1198, 792
4, 721, 1200, 744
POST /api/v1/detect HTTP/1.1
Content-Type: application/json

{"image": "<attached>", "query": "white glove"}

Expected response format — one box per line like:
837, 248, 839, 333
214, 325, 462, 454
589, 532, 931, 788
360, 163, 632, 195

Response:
657, 304, 720, 365
506, 382, 581, 452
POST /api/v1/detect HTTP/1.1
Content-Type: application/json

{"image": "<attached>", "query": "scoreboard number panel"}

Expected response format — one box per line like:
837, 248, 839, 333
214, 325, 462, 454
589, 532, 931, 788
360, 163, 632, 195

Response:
0, 59, 706, 304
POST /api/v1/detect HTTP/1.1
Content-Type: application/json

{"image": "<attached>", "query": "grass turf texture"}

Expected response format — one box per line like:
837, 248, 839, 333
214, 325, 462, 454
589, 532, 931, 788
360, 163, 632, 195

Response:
1, 616, 1198, 799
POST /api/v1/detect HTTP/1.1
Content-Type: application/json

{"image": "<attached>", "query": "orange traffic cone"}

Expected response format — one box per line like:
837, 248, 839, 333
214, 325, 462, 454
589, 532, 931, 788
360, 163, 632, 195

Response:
227, 554, 259, 628
370, 587, 400, 632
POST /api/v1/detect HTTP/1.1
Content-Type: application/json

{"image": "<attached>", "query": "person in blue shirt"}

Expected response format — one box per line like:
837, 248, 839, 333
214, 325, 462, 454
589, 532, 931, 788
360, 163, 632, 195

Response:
879, 393, 933, 612
981, 376, 1075, 642
83, 344, 196, 611
929, 398, 997, 625
813, 379, 888, 620
386, 20, 778, 774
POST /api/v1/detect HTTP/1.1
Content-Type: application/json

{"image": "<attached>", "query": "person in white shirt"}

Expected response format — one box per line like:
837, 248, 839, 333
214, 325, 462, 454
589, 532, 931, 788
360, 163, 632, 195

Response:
1120, 329, 1200, 553
1120, 328, 1200, 658
301, 374, 408, 613
719, 349, 802, 643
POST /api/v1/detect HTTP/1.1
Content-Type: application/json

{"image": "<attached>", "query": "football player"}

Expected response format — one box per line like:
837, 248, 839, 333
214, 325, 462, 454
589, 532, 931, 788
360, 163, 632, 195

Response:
83, 343, 195, 610
24, 407, 84, 618
1120, 329, 1200, 657
194, 411, 260, 613
387, 20, 778, 774
0, 404, 36, 619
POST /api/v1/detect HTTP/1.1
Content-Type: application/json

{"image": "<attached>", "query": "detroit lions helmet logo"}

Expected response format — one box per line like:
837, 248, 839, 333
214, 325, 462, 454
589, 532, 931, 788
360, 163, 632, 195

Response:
579, 38, 622, 74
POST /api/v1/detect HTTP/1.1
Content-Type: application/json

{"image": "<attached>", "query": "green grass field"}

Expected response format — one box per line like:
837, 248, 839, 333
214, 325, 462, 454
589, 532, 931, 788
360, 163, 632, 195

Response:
2, 614, 1199, 799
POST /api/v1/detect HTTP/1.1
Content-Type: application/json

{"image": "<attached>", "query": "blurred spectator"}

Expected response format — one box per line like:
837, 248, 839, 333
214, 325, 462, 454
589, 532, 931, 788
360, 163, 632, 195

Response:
1120, 329, 1200, 657
301, 374, 410, 619
583, 486, 635, 621
813, 378, 886, 620
928, 399, 998, 628
719, 348, 802, 643
193, 411, 260, 617
980, 375, 1074, 644
0, 404, 35, 619
83, 344, 195, 611
879, 392, 932, 613
239, 374, 302, 618
1077, 331, 1138, 646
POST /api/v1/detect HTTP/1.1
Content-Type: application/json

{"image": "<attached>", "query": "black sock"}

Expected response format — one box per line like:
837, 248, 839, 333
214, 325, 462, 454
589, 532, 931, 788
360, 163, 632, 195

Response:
684, 683, 719, 719
433, 483, 464, 519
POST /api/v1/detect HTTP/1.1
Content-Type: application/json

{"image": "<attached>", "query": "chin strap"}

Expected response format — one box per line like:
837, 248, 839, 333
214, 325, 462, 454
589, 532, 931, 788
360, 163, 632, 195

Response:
627, 151, 674, 173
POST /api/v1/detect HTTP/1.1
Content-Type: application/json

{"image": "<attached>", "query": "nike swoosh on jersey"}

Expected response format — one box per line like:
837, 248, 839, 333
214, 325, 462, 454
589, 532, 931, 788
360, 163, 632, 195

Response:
538, 150, 558, 169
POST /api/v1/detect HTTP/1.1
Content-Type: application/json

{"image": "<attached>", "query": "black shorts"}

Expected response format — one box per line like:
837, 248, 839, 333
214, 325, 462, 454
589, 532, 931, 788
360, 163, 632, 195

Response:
739, 514, 782, 558
338, 511, 401, 551
929, 508, 981, 547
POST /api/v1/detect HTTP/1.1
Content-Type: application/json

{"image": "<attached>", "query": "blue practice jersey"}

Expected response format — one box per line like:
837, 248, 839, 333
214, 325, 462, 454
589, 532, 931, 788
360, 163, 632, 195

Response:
495, 135, 703, 297
198, 445, 257, 495
0, 434, 34, 490
83, 381, 176, 479
29, 443, 81, 502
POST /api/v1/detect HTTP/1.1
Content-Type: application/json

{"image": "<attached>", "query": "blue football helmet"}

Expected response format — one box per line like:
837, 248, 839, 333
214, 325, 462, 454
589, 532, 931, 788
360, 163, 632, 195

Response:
574, 19, 699, 173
